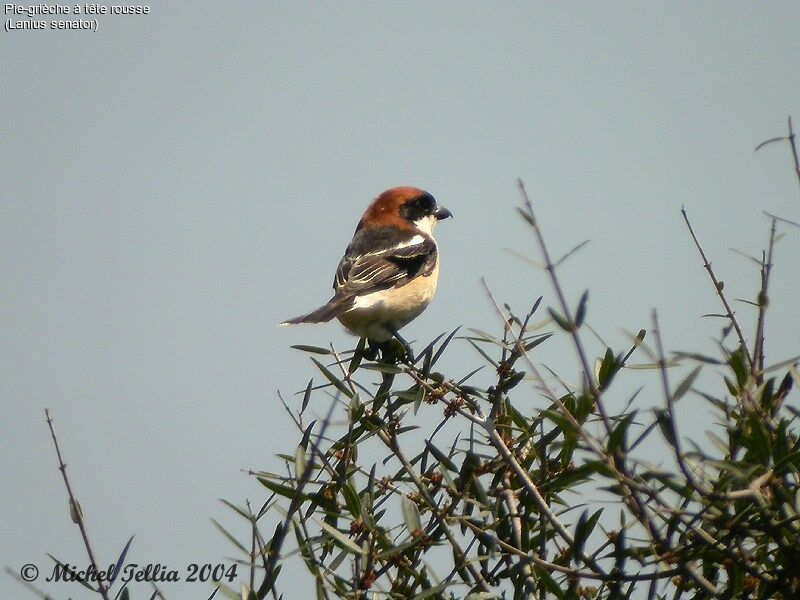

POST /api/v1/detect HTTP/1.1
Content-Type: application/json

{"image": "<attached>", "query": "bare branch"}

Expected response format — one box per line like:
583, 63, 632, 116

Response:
45, 409, 111, 600
680, 208, 753, 368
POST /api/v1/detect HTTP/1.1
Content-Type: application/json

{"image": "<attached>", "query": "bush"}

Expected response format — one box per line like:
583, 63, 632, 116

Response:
32, 121, 799, 600
225, 171, 799, 600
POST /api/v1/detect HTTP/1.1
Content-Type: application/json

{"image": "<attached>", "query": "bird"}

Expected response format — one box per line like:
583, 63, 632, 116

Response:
280, 186, 451, 356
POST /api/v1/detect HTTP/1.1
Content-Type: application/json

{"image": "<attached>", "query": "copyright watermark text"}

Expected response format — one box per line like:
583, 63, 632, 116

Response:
16, 562, 238, 584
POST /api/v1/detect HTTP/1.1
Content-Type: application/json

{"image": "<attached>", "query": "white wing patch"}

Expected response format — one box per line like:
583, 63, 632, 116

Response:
391, 234, 426, 250
356, 234, 426, 257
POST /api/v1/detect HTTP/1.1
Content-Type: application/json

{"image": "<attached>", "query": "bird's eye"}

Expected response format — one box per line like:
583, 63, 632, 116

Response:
415, 193, 435, 212
399, 193, 436, 223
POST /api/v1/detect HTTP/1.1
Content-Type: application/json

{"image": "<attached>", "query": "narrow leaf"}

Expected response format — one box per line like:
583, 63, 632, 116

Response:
548, 307, 574, 332
211, 518, 249, 554
311, 357, 353, 398
317, 519, 365, 554
109, 535, 135, 585
294, 445, 307, 479
575, 290, 589, 327
401, 494, 422, 534
431, 326, 461, 365
300, 379, 313, 413
673, 365, 702, 401
291, 345, 332, 355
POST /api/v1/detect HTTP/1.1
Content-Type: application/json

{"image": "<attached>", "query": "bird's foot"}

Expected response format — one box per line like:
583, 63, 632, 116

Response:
363, 339, 380, 361
387, 328, 414, 364
373, 338, 414, 364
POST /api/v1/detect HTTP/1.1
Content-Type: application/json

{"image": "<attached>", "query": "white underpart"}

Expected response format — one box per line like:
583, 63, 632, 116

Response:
413, 215, 437, 236
338, 260, 440, 342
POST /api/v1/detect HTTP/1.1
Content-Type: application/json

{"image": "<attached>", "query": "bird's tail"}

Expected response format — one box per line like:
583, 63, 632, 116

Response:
279, 298, 348, 326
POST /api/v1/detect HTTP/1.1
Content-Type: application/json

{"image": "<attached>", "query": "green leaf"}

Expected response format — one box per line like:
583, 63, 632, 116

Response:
300, 378, 313, 413
542, 463, 595, 492
466, 328, 506, 345
431, 326, 462, 366
573, 509, 602, 562
47, 554, 97, 592
300, 420, 315, 450
291, 344, 332, 355
597, 347, 617, 389
536, 568, 565, 598
516, 206, 536, 228
411, 583, 451, 600
217, 583, 242, 600
69, 499, 82, 524
425, 440, 458, 472
241, 583, 254, 600
109, 534, 135, 585
349, 393, 362, 420
467, 339, 499, 367
765, 354, 800, 373
211, 519, 249, 555
316, 519, 365, 554
508, 404, 531, 435
219, 498, 251, 521
548, 307, 574, 332
259, 478, 310, 502
311, 357, 353, 398
575, 290, 589, 327
673, 365, 702, 401
523, 333, 552, 351
774, 450, 800, 476
503, 370, 525, 390
294, 445, 307, 479
373, 538, 418, 560
608, 412, 637, 453
655, 410, 676, 446
472, 476, 489, 506
613, 522, 627, 569
728, 347, 748, 388
360, 362, 403, 374
673, 352, 722, 365
747, 413, 772, 463
348, 338, 366, 373
341, 482, 361, 518
401, 494, 422, 534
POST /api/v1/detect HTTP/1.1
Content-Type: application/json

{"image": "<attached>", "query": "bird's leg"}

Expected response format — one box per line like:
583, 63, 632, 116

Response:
388, 326, 414, 364
363, 338, 380, 361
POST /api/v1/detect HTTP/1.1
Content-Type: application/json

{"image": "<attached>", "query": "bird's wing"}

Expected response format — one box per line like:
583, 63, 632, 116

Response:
333, 231, 437, 298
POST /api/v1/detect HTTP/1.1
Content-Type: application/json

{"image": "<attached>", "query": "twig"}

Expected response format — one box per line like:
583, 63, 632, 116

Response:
753, 218, 777, 382
651, 310, 713, 497
149, 583, 167, 599
457, 521, 684, 583
516, 180, 614, 436
763, 211, 800, 228
755, 116, 800, 195
484, 423, 608, 577
45, 409, 111, 600
256, 399, 337, 598
788, 116, 800, 192
246, 499, 256, 594
375, 426, 493, 593
5, 567, 55, 599
680, 208, 753, 368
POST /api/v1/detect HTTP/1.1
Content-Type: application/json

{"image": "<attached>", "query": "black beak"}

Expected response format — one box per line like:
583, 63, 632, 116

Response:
433, 205, 452, 220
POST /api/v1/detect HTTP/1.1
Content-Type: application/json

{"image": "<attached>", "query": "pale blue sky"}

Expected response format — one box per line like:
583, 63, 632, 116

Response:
2, 3, 799, 598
